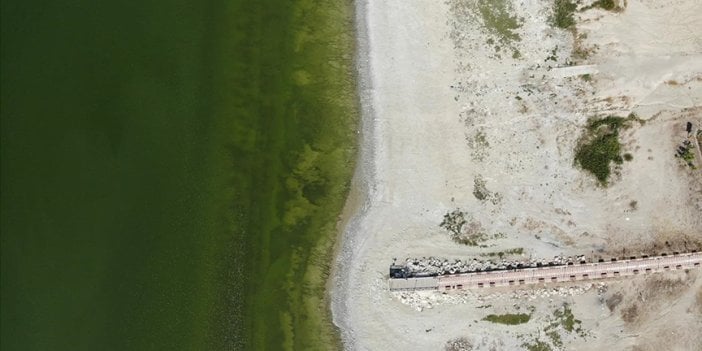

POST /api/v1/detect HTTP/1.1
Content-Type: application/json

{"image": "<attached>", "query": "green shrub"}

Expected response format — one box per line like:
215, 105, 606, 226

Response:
593, 0, 617, 10
587, 0, 624, 12
681, 147, 695, 163
575, 133, 621, 184
575, 116, 633, 185
483, 313, 531, 325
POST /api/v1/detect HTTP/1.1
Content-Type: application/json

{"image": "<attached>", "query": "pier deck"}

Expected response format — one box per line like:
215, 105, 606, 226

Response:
389, 252, 702, 291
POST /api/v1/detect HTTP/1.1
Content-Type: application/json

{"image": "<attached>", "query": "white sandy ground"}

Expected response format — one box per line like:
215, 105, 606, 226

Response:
331, 0, 702, 350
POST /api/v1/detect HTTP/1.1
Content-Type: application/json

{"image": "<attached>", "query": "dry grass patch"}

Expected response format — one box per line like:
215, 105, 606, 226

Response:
448, 0, 523, 58
606, 292, 623, 312
621, 303, 639, 323
621, 274, 692, 324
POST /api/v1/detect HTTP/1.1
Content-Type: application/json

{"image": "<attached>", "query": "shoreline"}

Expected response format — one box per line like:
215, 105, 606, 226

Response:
329, 0, 376, 349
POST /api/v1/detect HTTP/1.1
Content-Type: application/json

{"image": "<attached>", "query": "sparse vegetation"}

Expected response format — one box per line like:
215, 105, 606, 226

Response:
518, 305, 586, 351
580, 74, 592, 82
628, 200, 638, 210
440, 208, 468, 237
445, 337, 473, 351
481, 248, 524, 258
523, 339, 553, 351
440, 209, 487, 245
586, 115, 630, 131
476, 0, 522, 45
483, 313, 531, 325
454, 223, 488, 245
473, 175, 490, 201
623, 153, 633, 161
448, 0, 525, 58
581, 0, 625, 12
551, 0, 577, 29
468, 128, 490, 161
575, 115, 638, 185
550, 304, 584, 335
627, 112, 644, 125
548, 46, 559, 62
506, 247, 524, 255
572, 32, 597, 61
675, 141, 696, 169
546, 330, 563, 348
472, 174, 502, 205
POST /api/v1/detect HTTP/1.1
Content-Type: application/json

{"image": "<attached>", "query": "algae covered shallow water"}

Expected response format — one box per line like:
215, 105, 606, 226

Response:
1, 0, 357, 350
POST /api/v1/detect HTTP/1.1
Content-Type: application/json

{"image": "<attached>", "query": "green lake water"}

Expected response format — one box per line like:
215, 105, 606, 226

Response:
1, 1, 357, 350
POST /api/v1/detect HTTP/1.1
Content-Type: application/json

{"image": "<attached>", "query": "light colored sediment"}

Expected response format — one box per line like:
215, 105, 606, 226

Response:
332, 0, 702, 350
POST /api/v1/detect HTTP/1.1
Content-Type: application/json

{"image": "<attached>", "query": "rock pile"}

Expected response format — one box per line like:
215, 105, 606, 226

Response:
398, 255, 587, 276
392, 282, 605, 311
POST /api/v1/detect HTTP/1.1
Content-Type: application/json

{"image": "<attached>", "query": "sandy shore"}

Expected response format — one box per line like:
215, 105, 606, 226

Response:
332, 0, 702, 350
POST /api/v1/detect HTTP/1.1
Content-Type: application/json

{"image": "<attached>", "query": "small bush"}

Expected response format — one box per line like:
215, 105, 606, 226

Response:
586, 0, 625, 12
681, 147, 695, 163
593, 0, 617, 10
676, 142, 697, 168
